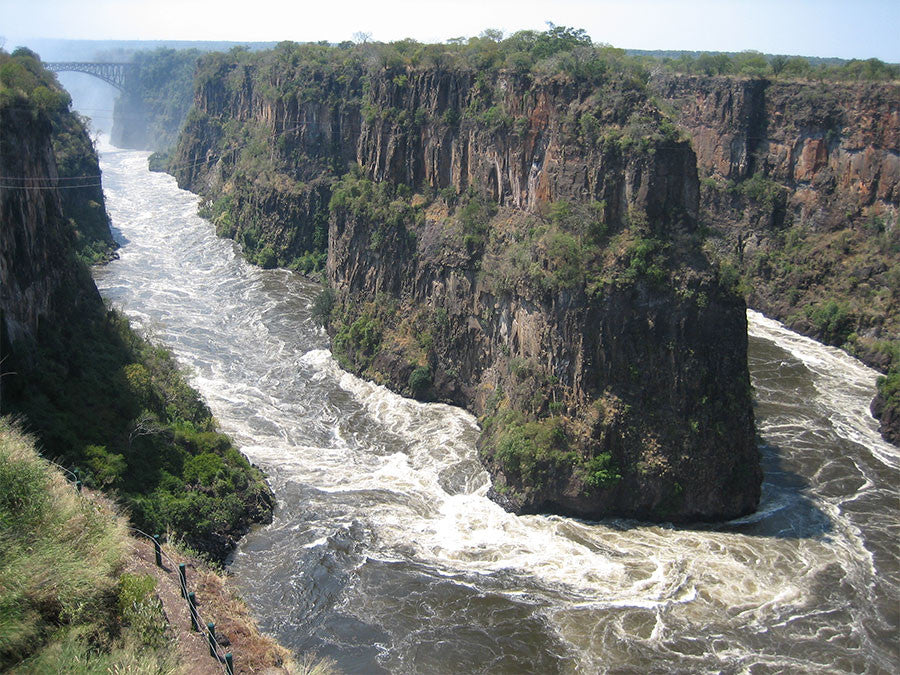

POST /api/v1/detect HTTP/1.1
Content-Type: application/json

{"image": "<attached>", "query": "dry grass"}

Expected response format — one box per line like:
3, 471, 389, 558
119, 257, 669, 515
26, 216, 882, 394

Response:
1, 418, 332, 674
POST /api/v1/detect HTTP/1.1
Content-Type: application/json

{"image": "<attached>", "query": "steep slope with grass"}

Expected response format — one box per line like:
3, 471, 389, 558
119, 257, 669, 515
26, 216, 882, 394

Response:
171, 32, 760, 522
0, 420, 325, 674
0, 47, 273, 563
0, 419, 170, 672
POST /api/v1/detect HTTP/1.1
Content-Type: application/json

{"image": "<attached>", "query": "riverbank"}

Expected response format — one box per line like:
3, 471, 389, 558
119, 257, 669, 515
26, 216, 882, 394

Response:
0, 419, 334, 673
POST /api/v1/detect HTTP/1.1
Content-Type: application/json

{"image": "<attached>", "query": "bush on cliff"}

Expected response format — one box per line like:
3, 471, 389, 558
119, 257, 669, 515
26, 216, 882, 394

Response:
1, 302, 272, 563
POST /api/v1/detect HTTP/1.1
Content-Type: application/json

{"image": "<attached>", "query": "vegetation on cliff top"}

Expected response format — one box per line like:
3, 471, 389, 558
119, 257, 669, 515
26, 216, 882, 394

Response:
654, 50, 899, 82
0, 47, 117, 264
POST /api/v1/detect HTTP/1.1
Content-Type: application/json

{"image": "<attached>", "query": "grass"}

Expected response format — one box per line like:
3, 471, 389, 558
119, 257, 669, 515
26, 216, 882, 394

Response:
0, 418, 336, 674
0, 418, 174, 673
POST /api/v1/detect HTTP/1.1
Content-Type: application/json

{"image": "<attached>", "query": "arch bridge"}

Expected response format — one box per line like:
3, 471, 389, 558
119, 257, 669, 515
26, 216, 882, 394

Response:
45, 62, 137, 93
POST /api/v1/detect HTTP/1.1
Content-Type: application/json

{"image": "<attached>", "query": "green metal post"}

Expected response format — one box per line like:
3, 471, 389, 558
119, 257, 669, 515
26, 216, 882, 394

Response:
188, 592, 199, 631
153, 535, 162, 567
225, 653, 234, 675
75, 480, 82, 492
178, 563, 187, 598
207, 622, 217, 659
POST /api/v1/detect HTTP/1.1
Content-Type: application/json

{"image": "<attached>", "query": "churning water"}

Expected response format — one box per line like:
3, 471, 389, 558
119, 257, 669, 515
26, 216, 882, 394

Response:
93, 143, 898, 674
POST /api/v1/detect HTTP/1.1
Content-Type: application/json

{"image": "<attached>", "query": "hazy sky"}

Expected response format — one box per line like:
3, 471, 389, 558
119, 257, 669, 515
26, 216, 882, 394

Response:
2, 0, 899, 62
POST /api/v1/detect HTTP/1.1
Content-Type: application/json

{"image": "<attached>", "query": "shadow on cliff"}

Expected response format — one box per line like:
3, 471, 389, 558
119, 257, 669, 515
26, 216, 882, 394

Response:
109, 223, 130, 247
595, 439, 833, 541
713, 438, 834, 540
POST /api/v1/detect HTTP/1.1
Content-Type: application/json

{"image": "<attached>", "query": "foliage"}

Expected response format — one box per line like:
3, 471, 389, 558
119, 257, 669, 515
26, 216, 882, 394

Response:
457, 190, 498, 250
408, 366, 432, 396
622, 235, 669, 286
312, 287, 336, 325
482, 409, 576, 487
582, 452, 621, 489
804, 299, 855, 346
0, 303, 271, 562
332, 313, 382, 371
655, 49, 899, 82
728, 171, 785, 209
481, 407, 623, 493
329, 166, 423, 232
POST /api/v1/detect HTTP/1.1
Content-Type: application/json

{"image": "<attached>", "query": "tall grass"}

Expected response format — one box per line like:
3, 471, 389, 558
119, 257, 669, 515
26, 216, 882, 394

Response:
0, 418, 173, 673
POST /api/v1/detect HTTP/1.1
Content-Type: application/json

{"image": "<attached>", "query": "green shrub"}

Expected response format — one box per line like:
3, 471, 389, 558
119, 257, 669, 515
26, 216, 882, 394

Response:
408, 366, 432, 396
183, 452, 225, 486
256, 245, 277, 269
582, 452, 621, 489
484, 410, 576, 488
805, 300, 855, 346
312, 287, 336, 325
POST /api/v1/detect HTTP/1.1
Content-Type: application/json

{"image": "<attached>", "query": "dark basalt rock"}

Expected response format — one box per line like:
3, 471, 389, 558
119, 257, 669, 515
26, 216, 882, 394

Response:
172, 58, 762, 521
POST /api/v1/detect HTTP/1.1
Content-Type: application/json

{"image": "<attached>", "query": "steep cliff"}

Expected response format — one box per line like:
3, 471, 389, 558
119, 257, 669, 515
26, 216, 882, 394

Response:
172, 39, 760, 522
1, 48, 273, 561
1, 68, 101, 349
650, 74, 900, 444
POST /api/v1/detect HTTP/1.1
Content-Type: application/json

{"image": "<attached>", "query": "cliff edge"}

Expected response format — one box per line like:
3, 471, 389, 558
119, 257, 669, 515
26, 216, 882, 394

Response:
172, 37, 761, 521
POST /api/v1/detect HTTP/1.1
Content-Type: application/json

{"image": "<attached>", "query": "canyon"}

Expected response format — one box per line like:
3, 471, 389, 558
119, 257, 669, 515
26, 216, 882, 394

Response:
170, 45, 761, 521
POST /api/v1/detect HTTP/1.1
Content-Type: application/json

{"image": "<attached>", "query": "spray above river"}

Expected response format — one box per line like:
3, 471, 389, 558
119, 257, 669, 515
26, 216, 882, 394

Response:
94, 142, 898, 674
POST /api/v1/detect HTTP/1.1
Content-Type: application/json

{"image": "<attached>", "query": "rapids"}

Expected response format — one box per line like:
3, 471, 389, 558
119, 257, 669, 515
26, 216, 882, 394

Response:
93, 142, 898, 674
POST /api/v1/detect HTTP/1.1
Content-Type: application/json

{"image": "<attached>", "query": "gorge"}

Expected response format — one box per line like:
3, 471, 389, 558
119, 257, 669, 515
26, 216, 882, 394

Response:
3, 34, 899, 673
169, 40, 762, 521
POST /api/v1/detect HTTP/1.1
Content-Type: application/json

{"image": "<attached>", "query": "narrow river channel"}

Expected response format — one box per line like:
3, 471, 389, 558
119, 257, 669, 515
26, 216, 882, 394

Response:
93, 142, 898, 674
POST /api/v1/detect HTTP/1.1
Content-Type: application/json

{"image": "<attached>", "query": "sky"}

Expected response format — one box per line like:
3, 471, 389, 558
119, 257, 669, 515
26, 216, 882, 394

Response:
2, 0, 899, 62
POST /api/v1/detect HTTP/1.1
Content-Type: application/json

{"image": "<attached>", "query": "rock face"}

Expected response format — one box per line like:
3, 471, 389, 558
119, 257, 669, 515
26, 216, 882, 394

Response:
651, 74, 898, 238
651, 74, 900, 444
173, 54, 761, 521
0, 105, 101, 349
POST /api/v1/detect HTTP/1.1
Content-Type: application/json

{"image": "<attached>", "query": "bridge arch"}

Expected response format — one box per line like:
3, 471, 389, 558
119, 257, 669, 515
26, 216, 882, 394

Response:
45, 62, 136, 93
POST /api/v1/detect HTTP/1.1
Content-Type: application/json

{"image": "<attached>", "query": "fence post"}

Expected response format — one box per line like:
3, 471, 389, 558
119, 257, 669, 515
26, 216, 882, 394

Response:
153, 535, 162, 567
207, 621, 217, 659
75, 479, 82, 492
188, 592, 200, 631
178, 563, 187, 598
225, 653, 234, 675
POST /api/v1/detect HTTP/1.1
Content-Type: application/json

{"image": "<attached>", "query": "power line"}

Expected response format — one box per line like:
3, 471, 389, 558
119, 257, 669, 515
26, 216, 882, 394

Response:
0, 181, 104, 190
0, 119, 310, 190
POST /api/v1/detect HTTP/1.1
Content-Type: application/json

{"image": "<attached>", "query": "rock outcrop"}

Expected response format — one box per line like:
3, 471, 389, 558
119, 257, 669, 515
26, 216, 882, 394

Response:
172, 46, 761, 522
650, 74, 899, 444
1, 103, 101, 349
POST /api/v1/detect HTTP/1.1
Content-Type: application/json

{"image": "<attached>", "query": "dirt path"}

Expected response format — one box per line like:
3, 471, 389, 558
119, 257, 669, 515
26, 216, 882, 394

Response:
124, 536, 226, 674
86, 488, 296, 674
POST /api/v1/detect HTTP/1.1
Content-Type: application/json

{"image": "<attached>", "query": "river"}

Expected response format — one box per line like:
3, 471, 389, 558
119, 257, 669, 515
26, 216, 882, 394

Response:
93, 143, 899, 674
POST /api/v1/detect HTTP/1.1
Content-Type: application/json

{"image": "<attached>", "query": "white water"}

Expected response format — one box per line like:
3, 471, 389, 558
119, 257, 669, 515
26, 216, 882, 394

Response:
94, 142, 899, 674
